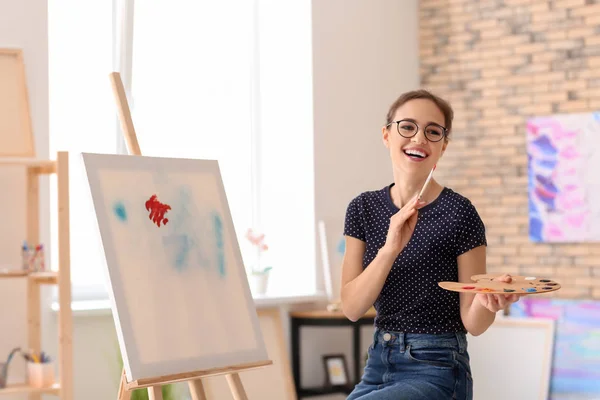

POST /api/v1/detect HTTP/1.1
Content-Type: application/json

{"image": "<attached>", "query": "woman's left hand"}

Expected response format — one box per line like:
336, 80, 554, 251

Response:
475, 274, 521, 313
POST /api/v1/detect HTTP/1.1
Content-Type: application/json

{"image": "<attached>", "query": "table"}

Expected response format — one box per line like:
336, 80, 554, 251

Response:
290, 308, 376, 398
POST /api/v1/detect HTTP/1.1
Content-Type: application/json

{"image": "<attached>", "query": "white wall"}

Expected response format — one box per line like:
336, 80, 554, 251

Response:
0, 1, 49, 399
304, 0, 419, 390
0, 1, 419, 398
313, 0, 419, 222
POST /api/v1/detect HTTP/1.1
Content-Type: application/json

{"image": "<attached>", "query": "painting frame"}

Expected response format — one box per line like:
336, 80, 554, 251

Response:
468, 316, 555, 400
322, 353, 350, 389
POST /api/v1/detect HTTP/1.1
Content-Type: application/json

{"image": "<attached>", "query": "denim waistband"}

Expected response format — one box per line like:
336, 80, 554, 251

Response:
372, 328, 468, 354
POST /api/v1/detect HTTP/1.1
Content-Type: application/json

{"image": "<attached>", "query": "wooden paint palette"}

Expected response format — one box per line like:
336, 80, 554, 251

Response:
438, 274, 562, 294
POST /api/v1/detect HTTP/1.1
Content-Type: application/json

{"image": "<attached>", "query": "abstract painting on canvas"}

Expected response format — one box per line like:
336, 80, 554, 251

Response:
82, 153, 267, 382
510, 298, 600, 398
526, 112, 600, 242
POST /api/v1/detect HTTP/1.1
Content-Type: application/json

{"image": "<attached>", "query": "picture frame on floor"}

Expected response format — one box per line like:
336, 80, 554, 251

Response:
323, 354, 350, 388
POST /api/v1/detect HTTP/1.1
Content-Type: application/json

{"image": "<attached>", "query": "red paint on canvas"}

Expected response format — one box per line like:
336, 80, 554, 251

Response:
145, 194, 171, 227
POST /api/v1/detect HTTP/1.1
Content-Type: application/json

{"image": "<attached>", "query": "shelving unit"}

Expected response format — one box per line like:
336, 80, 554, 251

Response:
0, 47, 72, 399
0, 154, 72, 400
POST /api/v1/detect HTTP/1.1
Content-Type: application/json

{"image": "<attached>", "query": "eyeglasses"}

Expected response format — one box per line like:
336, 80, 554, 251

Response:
385, 119, 447, 143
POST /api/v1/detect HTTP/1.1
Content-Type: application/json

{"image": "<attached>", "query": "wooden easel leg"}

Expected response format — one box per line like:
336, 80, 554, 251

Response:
118, 369, 132, 400
148, 386, 164, 400
226, 373, 249, 400
188, 379, 208, 400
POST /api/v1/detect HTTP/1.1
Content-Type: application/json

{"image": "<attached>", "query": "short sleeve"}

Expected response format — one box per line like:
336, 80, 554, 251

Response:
454, 200, 487, 256
343, 195, 366, 242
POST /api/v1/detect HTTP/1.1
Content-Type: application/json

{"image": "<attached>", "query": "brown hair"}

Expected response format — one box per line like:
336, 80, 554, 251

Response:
386, 89, 454, 139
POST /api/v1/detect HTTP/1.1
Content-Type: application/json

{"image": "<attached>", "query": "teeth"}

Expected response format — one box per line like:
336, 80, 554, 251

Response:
404, 149, 427, 158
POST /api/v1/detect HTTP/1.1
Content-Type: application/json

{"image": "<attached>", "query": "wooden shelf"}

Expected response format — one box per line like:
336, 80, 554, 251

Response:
0, 158, 56, 174
290, 307, 376, 319
30, 271, 59, 284
0, 157, 55, 167
0, 269, 28, 277
0, 382, 60, 395
0, 50, 72, 398
0, 270, 58, 284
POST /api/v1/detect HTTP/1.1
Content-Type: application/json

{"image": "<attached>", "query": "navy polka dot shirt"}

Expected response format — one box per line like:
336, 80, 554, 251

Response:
344, 184, 487, 334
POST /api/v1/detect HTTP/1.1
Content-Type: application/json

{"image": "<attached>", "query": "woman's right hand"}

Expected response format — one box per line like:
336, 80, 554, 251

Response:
381, 196, 426, 256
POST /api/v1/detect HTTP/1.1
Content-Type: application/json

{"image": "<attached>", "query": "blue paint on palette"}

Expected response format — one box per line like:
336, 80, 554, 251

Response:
113, 201, 127, 222
212, 212, 226, 278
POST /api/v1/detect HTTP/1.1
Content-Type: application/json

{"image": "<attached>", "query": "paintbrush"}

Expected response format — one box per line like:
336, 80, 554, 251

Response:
418, 164, 436, 201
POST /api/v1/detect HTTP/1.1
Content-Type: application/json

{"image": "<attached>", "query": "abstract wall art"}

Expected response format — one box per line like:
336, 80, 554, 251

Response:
526, 112, 600, 243
510, 298, 600, 397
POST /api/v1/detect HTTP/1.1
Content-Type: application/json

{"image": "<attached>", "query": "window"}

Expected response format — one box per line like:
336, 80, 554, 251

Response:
49, 0, 315, 302
49, 0, 117, 300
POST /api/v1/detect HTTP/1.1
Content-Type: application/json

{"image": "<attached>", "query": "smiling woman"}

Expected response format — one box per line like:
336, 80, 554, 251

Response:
340, 89, 520, 400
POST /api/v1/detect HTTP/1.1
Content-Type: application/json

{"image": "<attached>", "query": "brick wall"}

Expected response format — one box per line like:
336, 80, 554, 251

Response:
419, 0, 600, 299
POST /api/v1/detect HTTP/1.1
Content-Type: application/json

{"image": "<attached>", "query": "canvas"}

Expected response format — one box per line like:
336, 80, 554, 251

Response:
510, 298, 600, 398
317, 218, 346, 302
526, 112, 600, 242
0, 49, 35, 157
82, 153, 267, 382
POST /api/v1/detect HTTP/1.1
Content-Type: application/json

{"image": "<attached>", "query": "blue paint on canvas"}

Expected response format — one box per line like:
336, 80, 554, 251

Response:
162, 186, 194, 271
162, 234, 191, 271
113, 201, 127, 222
531, 135, 558, 157
511, 298, 600, 398
159, 185, 226, 277
212, 212, 226, 278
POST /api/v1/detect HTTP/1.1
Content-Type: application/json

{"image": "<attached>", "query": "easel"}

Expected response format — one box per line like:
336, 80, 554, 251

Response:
108, 71, 273, 400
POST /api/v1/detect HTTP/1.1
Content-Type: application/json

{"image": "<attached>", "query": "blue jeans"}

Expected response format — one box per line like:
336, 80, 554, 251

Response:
347, 329, 473, 400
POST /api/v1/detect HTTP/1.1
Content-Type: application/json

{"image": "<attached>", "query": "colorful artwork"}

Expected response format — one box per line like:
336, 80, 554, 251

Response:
526, 112, 600, 242
510, 298, 600, 397
82, 153, 267, 382
439, 274, 561, 294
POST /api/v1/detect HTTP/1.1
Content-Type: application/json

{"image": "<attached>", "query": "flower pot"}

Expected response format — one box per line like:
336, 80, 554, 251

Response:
249, 273, 270, 295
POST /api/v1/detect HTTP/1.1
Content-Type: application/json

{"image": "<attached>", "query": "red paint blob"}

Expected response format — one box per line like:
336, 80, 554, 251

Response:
462, 286, 476, 290
145, 194, 171, 227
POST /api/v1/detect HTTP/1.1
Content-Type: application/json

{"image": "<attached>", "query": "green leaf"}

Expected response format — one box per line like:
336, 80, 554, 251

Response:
115, 341, 179, 400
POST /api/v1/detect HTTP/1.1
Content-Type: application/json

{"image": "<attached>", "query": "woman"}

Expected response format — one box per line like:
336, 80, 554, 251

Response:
341, 90, 519, 400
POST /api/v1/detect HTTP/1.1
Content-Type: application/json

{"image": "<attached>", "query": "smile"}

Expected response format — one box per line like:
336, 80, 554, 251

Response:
403, 148, 429, 161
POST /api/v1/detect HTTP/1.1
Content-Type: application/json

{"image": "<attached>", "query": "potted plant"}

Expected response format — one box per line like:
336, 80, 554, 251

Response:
245, 228, 272, 295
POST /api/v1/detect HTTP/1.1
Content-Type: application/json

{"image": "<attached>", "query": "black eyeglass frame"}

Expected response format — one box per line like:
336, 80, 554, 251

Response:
385, 119, 448, 143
